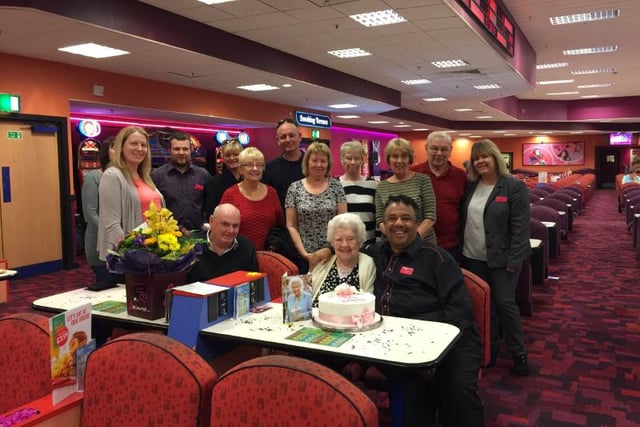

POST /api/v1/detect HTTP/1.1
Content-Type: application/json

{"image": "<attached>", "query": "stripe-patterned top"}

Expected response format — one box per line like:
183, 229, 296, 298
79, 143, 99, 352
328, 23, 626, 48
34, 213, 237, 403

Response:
339, 177, 379, 243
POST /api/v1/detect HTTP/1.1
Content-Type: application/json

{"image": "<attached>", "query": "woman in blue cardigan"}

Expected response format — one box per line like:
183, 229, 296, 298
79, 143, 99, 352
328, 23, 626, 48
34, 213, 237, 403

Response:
461, 139, 531, 376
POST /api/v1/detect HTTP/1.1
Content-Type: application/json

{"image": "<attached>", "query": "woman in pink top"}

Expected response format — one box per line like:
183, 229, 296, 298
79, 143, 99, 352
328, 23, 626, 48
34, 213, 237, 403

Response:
98, 126, 164, 262
220, 147, 284, 249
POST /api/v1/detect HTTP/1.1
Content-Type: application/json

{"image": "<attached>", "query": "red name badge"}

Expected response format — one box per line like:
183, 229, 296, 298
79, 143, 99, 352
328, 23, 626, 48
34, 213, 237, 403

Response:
399, 266, 414, 275
495, 196, 508, 203
194, 184, 204, 191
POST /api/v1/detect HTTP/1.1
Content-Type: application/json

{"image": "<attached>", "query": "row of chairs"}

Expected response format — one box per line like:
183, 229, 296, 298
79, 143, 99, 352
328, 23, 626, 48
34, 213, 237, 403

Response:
515, 174, 594, 315
614, 177, 640, 254
0, 314, 379, 426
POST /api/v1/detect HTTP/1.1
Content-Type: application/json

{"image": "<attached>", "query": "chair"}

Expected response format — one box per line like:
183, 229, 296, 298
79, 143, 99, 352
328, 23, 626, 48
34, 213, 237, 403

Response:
529, 218, 549, 285
528, 192, 542, 204
530, 205, 562, 258
537, 198, 570, 237
256, 250, 299, 301
0, 313, 52, 413
461, 269, 491, 369
529, 188, 550, 199
210, 355, 378, 427
537, 184, 557, 194
556, 188, 582, 214
82, 333, 217, 427
547, 191, 579, 216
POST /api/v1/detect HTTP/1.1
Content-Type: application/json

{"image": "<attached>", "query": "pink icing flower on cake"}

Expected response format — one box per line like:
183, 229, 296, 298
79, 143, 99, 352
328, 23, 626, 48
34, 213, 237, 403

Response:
335, 283, 357, 297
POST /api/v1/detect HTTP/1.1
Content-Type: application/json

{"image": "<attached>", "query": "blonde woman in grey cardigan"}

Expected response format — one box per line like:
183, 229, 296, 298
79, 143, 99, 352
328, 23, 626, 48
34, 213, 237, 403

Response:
97, 126, 164, 261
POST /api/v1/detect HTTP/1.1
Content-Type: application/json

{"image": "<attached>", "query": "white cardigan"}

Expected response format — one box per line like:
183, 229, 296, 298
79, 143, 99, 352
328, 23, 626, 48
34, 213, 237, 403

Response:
310, 252, 376, 301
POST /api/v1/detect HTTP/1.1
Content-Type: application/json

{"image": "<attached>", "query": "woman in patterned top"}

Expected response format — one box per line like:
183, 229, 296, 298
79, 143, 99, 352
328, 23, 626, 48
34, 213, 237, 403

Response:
374, 137, 437, 245
285, 141, 347, 273
310, 213, 375, 306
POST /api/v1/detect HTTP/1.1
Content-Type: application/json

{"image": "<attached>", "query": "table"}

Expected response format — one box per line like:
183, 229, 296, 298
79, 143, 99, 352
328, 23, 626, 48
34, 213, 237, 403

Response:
202, 303, 460, 427
32, 285, 167, 341
541, 221, 559, 259
529, 238, 545, 286
0, 268, 17, 303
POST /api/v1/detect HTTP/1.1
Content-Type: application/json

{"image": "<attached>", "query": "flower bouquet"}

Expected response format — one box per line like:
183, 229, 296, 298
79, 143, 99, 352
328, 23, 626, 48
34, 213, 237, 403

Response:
106, 202, 204, 319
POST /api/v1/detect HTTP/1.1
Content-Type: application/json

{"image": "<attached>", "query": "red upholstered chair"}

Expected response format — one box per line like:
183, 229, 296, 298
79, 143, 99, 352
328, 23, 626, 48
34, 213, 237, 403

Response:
82, 333, 217, 427
211, 355, 378, 427
0, 313, 52, 413
461, 269, 491, 369
256, 250, 298, 301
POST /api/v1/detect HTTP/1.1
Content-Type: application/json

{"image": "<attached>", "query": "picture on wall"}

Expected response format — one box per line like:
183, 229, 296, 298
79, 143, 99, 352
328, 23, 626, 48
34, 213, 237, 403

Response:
522, 142, 585, 166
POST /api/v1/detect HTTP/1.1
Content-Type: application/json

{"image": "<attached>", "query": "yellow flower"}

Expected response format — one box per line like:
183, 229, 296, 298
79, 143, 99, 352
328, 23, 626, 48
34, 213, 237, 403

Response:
144, 237, 156, 246
157, 233, 180, 252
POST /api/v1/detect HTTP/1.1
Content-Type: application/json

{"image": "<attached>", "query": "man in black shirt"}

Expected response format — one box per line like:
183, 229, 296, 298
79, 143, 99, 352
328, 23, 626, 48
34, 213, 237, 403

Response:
187, 203, 258, 283
262, 118, 304, 207
368, 195, 484, 427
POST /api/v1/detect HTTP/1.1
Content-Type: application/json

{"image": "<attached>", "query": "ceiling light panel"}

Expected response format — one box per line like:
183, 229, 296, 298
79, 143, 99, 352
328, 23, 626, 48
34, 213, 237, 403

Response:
454, 108, 473, 112
336, 115, 360, 119
547, 91, 580, 95
58, 43, 129, 58
237, 84, 279, 91
550, 9, 619, 25
537, 79, 575, 85
350, 9, 407, 27
401, 79, 431, 85
571, 68, 616, 75
423, 97, 448, 102
328, 48, 372, 58
474, 84, 501, 90
536, 62, 568, 70
431, 59, 469, 68
328, 103, 358, 108
563, 46, 617, 55
577, 83, 613, 89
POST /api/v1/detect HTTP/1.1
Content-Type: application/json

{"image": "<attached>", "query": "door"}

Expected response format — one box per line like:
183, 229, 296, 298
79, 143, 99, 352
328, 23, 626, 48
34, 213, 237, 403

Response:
0, 122, 62, 267
596, 147, 620, 189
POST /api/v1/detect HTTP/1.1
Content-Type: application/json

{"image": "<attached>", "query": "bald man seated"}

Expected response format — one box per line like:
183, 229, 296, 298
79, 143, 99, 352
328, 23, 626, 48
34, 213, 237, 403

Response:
187, 203, 258, 283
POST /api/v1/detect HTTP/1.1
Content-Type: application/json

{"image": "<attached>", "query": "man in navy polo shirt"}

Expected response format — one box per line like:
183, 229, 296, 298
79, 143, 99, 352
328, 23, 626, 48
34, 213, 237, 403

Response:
151, 131, 211, 231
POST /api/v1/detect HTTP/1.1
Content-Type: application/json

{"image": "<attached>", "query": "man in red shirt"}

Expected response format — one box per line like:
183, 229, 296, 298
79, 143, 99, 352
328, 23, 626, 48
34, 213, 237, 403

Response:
411, 132, 468, 259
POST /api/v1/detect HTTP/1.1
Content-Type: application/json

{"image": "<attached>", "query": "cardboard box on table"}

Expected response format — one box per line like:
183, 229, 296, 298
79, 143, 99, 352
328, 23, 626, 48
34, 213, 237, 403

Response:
167, 271, 269, 358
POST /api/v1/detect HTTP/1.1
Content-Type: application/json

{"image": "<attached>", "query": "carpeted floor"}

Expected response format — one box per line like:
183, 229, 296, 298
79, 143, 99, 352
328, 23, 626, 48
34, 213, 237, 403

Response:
2, 189, 639, 426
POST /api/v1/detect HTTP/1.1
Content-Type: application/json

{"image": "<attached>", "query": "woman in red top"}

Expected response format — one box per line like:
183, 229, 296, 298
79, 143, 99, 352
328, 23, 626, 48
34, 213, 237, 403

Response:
220, 147, 284, 249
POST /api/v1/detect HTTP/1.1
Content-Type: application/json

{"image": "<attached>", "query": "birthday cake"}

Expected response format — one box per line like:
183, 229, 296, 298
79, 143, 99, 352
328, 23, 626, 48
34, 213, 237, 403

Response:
317, 284, 376, 328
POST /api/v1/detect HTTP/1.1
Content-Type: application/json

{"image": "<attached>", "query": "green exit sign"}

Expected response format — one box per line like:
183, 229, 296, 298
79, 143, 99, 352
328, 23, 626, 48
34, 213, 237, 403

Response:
7, 131, 23, 140
0, 93, 20, 113
311, 129, 320, 139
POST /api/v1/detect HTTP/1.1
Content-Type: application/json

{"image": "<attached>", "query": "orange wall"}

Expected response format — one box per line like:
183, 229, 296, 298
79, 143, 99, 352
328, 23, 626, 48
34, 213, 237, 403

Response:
401, 132, 609, 173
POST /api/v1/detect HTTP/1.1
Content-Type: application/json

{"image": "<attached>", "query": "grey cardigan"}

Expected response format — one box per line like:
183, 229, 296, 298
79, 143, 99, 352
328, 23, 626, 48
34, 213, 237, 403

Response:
97, 167, 164, 261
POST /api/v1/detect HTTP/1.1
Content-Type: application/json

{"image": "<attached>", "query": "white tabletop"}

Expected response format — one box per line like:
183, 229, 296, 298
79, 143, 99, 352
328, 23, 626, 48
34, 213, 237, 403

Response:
541, 221, 556, 227
201, 303, 460, 368
0, 269, 18, 279
32, 285, 168, 327
530, 238, 542, 249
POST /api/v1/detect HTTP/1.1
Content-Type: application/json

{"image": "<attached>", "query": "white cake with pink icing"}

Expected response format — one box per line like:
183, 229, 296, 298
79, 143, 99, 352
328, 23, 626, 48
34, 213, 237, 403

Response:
317, 284, 376, 328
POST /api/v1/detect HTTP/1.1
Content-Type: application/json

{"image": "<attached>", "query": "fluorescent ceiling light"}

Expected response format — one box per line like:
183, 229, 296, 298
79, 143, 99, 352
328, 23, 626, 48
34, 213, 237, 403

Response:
469, 135, 483, 138
503, 133, 517, 136
402, 79, 431, 85
550, 9, 619, 25
580, 94, 607, 98
58, 43, 129, 59
563, 46, 617, 55
237, 84, 279, 91
350, 9, 407, 27
423, 97, 447, 102
368, 120, 389, 124
454, 108, 473, 112
198, 0, 235, 4
413, 128, 429, 131
537, 79, 575, 85
328, 48, 371, 58
577, 83, 613, 89
536, 62, 568, 70
476, 116, 492, 119
282, 83, 292, 88
474, 84, 501, 90
494, 130, 507, 133
328, 103, 358, 109
459, 133, 472, 136
572, 68, 616, 75
393, 124, 411, 128
336, 115, 360, 119
547, 91, 580, 95
431, 59, 468, 68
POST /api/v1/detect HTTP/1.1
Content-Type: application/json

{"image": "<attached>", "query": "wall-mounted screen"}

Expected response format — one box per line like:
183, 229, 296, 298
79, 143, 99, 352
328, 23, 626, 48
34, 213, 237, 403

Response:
610, 132, 634, 146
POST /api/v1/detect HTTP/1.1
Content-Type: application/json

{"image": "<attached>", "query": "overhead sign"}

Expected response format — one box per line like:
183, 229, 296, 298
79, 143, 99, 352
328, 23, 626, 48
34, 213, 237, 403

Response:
7, 131, 23, 140
294, 111, 331, 129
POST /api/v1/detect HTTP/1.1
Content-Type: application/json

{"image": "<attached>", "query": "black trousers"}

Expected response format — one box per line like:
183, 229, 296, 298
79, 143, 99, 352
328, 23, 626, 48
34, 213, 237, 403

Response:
383, 328, 485, 427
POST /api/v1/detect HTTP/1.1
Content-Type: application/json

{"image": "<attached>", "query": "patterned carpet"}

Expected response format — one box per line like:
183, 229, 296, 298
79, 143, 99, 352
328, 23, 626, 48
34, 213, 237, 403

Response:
2, 189, 639, 426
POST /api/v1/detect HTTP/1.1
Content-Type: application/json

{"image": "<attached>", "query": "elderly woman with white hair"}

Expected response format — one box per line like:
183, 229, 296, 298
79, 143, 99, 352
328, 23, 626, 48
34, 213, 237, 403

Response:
310, 213, 376, 306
